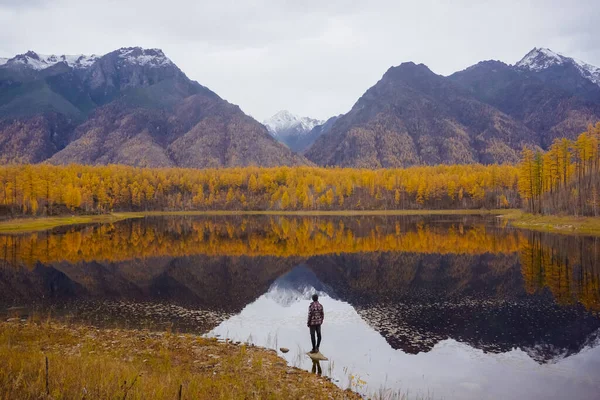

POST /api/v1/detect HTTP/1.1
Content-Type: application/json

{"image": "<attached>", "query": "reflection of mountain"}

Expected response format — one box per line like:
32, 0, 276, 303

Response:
0, 256, 298, 314
266, 265, 335, 307
306, 252, 600, 363
211, 264, 600, 400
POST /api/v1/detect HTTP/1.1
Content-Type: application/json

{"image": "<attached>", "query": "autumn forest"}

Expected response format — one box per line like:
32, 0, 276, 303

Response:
0, 124, 599, 218
0, 163, 519, 216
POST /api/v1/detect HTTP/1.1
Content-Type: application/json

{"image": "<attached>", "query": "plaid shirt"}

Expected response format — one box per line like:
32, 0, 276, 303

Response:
307, 301, 324, 326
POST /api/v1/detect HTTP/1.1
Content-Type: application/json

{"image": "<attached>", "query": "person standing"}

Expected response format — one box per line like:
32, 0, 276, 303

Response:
307, 293, 324, 353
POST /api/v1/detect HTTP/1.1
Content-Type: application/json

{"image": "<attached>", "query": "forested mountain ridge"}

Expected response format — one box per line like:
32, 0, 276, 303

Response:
449, 52, 600, 147
515, 48, 600, 100
305, 48, 600, 168
305, 62, 538, 167
0, 48, 307, 167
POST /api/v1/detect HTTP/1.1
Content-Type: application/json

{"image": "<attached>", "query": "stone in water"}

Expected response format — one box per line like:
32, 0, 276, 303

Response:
306, 351, 328, 361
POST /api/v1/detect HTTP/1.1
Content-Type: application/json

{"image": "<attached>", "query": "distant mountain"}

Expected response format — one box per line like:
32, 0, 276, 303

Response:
449, 50, 600, 147
0, 51, 100, 70
305, 48, 600, 167
516, 48, 600, 99
0, 48, 307, 167
263, 110, 324, 153
298, 115, 341, 154
305, 62, 537, 167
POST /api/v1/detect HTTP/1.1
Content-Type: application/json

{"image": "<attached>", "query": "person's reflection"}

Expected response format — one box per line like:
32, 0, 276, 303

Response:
311, 359, 322, 375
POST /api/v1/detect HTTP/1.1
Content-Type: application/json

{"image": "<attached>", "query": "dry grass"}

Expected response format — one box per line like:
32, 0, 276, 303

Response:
0, 214, 138, 234
500, 209, 600, 236
0, 321, 360, 399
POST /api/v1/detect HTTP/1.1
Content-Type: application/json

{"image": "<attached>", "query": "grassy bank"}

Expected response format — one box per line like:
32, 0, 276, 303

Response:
500, 210, 600, 236
0, 209, 509, 234
0, 214, 140, 233
0, 321, 359, 400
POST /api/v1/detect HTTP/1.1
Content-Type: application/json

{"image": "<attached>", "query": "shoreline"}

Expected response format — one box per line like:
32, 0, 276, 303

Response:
0, 209, 508, 234
0, 320, 360, 399
4, 209, 600, 236
0, 214, 139, 233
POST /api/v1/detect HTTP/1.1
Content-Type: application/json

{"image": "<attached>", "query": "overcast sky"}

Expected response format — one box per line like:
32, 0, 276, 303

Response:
0, 0, 598, 121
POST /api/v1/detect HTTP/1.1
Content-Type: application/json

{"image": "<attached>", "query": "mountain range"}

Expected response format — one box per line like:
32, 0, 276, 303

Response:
306, 48, 600, 167
0, 48, 306, 167
1, 47, 599, 168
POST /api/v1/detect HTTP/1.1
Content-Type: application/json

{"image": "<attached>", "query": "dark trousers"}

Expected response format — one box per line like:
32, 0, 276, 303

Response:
311, 360, 322, 375
310, 324, 322, 350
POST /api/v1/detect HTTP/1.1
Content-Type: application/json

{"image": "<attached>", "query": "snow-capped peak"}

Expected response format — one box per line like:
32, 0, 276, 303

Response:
516, 48, 565, 71
115, 47, 173, 67
264, 265, 334, 307
263, 110, 324, 136
516, 47, 600, 86
3, 51, 99, 70
0, 47, 174, 71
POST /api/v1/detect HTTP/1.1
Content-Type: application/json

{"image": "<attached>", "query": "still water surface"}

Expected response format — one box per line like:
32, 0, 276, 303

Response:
1, 215, 599, 399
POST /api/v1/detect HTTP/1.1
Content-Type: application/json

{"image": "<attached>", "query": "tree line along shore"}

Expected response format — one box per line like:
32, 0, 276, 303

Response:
0, 125, 599, 233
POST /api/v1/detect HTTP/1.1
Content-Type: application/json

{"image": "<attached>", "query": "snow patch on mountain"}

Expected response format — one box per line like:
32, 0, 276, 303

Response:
265, 265, 334, 307
571, 59, 600, 87
117, 47, 173, 67
1, 48, 174, 71
517, 47, 600, 86
517, 48, 564, 71
4, 51, 99, 70
263, 110, 324, 137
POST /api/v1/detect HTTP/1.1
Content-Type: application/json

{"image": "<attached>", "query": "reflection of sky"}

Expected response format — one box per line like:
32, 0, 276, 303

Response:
209, 274, 600, 400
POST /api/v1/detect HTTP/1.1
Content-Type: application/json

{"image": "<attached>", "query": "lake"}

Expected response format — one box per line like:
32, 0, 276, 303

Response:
1, 214, 599, 399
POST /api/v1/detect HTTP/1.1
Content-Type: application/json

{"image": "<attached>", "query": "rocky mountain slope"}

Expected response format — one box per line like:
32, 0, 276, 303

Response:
516, 48, 600, 100
0, 48, 307, 167
298, 115, 341, 154
3, 46, 600, 169
449, 49, 600, 147
306, 48, 600, 167
305, 62, 537, 167
263, 110, 324, 153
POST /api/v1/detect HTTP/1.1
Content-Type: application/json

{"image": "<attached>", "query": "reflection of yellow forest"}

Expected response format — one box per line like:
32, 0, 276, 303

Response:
0, 217, 521, 266
520, 233, 600, 311
1, 216, 597, 312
